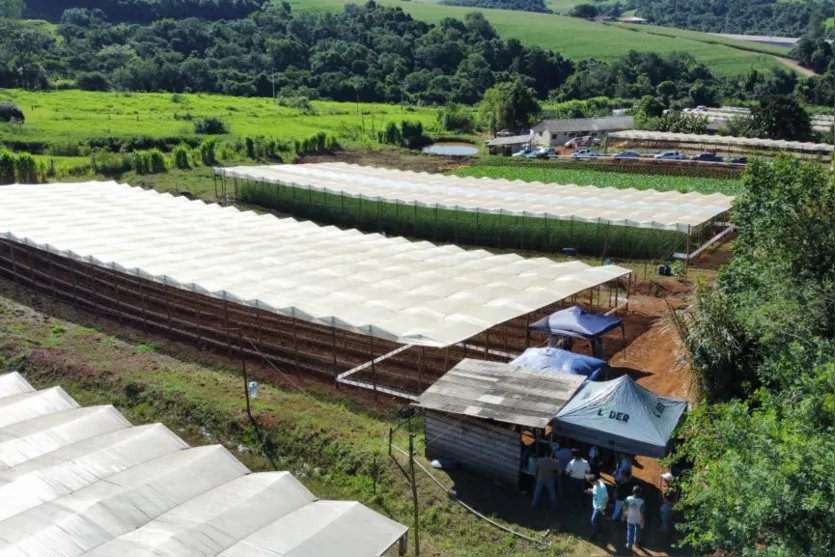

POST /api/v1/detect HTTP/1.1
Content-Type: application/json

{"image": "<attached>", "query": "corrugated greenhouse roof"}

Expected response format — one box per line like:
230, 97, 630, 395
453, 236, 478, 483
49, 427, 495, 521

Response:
608, 130, 834, 153
532, 116, 634, 133
0, 372, 407, 556
220, 162, 733, 233
0, 181, 630, 348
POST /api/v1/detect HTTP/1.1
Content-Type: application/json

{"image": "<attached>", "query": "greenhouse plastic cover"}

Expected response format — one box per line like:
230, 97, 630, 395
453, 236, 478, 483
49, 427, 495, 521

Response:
219, 162, 734, 232
0, 181, 631, 348
0, 372, 407, 556
608, 130, 835, 153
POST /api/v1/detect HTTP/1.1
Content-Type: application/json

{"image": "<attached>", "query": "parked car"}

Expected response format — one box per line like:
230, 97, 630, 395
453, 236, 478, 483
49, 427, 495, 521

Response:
611, 150, 642, 159
691, 152, 724, 163
512, 148, 535, 158
534, 147, 558, 159
654, 151, 686, 160
496, 129, 514, 137
570, 150, 601, 160
730, 156, 748, 165
564, 136, 601, 148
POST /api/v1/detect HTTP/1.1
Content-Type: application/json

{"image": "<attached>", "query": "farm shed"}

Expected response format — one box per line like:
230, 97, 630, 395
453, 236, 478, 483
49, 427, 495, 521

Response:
0, 372, 408, 556
416, 359, 586, 489
531, 116, 634, 147
219, 163, 734, 260
608, 130, 835, 159
0, 182, 631, 400
484, 134, 533, 155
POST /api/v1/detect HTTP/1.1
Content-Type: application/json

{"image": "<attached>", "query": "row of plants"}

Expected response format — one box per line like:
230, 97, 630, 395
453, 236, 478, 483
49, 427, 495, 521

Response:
234, 178, 699, 260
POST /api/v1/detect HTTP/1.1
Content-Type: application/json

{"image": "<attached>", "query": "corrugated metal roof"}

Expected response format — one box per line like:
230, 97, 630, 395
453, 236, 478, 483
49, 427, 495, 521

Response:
532, 116, 634, 134
485, 134, 533, 146
416, 358, 586, 428
0, 373, 407, 556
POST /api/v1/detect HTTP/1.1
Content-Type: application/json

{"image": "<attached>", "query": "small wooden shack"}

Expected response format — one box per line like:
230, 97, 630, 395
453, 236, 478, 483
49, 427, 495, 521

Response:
416, 359, 586, 489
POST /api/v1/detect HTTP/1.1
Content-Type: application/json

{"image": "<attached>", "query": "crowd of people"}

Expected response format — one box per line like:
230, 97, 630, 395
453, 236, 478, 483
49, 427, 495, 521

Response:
530, 443, 676, 552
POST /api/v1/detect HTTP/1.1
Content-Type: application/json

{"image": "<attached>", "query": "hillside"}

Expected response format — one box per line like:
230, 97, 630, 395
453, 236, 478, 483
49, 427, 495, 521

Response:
286, 0, 788, 76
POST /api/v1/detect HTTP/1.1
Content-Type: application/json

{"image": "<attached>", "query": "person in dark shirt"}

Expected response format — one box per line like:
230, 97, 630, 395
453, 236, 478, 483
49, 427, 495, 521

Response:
610, 470, 634, 521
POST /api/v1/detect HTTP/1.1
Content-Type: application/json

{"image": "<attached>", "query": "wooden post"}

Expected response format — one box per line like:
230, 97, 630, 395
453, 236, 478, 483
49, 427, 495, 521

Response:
418, 346, 424, 394
239, 329, 254, 423
370, 333, 378, 399
293, 318, 300, 379
223, 298, 232, 358
47, 252, 57, 300
331, 322, 338, 376
484, 329, 489, 359
525, 314, 531, 349
684, 225, 692, 282
443, 347, 449, 373
8, 243, 18, 285
138, 281, 147, 333
195, 305, 202, 349
164, 281, 173, 334
409, 432, 421, 556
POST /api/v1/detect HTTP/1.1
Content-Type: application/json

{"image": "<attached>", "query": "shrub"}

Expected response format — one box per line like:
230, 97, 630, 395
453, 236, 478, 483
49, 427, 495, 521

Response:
148, 149, 167, 173
76, 72, 111, 92
200, 138, 217, 165
0, 150, 15, 185
14, 153, 38, 183
245, 136, 255, 159
91, 151, 131, 176
377, 122, 402, 146
437, 105, 474, 133
194, 117, 229, 135
173, 144, 190, 169
0, 102, 24, 123
131, 151, 151, 174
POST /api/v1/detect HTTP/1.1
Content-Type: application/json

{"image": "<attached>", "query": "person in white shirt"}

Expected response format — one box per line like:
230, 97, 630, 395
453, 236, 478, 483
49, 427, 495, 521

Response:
565, 448, 591, 507
624, 485, 646, 551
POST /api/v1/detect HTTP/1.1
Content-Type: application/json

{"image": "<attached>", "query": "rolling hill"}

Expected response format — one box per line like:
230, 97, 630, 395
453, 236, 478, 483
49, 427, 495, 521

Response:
286, 0, 791, 76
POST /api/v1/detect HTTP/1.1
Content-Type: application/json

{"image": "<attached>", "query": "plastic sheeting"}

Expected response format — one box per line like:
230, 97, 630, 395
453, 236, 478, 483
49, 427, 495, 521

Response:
0, 374, 407, 556
0, 181, 631, 348
554, 375, 687, 457
0, 373, 34, 398
219, 162, 734, 232
510, 347, 606, 380
528, 306, 624, 339
609, 130, 834, 153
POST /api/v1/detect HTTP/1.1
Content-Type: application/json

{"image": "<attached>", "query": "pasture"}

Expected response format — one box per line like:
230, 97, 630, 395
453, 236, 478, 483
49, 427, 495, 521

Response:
0, 89, 439, 150
285, 0, 786, 75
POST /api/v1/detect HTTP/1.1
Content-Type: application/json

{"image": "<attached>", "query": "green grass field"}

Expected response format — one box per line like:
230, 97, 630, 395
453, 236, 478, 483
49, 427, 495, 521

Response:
451, 165, 743, 195
0, 90, 440, 149
285, 0, 786, 76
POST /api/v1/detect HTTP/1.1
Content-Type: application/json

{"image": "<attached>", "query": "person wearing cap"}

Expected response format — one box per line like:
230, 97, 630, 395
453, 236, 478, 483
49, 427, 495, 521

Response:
587, 472, 609, 539
659, 472, 677, 534
624, 485, 646, 551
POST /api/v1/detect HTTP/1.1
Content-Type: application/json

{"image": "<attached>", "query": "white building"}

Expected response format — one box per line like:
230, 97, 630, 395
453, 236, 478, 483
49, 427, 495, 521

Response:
531, 116, 635, 147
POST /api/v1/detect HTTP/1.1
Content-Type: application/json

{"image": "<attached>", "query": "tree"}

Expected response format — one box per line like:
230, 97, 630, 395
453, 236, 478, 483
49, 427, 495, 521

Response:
656, 80, 677, 102
0, 101, 24, 123
750, 94, 811, 140
568, 3, 598, 18
477, 79, 541, 136
0, 0, 22, 18
76, 71, 110, 91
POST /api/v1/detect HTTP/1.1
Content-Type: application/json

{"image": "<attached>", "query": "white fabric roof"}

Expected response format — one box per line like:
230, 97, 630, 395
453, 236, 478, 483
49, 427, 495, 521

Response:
219, 162, 733, 232
609, 130, 834, 153
0, 374, 407, 556
0, 181, 631, 348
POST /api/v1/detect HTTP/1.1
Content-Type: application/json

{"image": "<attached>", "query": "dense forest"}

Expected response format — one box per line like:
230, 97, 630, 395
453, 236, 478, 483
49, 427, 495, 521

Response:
634, 0, 831, 36
21, 0, 269, 23
439, 0, 552, 13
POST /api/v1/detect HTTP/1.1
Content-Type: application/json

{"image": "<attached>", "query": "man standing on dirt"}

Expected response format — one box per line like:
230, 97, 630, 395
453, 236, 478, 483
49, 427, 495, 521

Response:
565, 448, 591, 507
610, 469, 634, 522
625, 485, 646, 552
531, 453, 560, 509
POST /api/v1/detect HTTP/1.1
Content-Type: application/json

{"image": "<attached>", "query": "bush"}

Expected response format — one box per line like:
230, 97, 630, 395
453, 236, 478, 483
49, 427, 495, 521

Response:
437, 105, 474, 134
91, 151, 131, 176
148, 149, 166, 173
0, 150, 15, 185
200, 138, 218, 165
194, 117, 229, 135
377, 122, 402, 146
76, 72, 111, 92
245, 136, 255, 159
0, 102, 24, 123
173, 144, 190, 169
132, 151, 151, 174
14, 153, 37, 183
568, 3, 597, 18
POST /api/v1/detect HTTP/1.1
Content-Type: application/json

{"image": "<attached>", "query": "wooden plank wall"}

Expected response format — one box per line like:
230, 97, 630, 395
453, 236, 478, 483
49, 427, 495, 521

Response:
424, 410, 521, 489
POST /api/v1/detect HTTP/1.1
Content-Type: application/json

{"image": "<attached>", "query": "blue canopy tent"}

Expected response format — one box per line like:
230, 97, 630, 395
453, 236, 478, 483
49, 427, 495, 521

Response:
527, 306, 625, 359
510, 347, 606, 382
553, 375, 687, 458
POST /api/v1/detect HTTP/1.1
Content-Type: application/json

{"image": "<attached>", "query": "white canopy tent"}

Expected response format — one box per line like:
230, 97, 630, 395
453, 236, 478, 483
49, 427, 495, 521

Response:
0, 373, 408, 556
219, 162, 734, 233
0, 181, 631, 348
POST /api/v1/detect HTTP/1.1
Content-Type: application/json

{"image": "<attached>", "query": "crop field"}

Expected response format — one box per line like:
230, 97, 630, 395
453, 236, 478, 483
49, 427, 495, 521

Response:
285, 0, 784, 75
452, 164, 744, 195
616, 23, 793, 57
233, 177, 717, 260
0, 90, 439, 151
